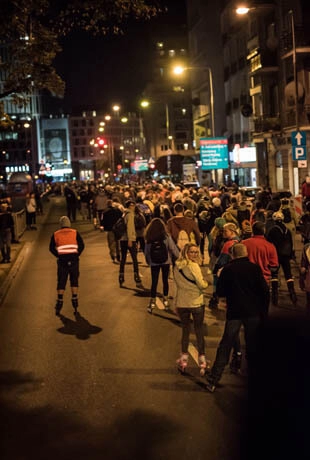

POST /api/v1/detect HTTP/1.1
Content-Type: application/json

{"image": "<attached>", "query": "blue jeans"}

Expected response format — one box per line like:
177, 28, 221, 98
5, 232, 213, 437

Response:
177, 305, 205, 356
210, 317, 261, 384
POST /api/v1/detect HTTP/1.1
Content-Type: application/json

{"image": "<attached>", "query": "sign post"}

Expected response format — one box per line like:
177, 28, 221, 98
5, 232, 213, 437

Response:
291, 130, 307, 162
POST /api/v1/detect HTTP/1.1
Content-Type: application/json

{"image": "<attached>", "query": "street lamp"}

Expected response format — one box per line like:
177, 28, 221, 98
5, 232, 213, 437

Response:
173, 65, 215, 137
140, 98, 173, 173
235, 6, 250, 15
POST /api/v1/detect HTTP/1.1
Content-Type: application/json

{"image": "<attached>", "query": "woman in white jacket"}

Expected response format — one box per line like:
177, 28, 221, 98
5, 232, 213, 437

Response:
174, 243, 210, 375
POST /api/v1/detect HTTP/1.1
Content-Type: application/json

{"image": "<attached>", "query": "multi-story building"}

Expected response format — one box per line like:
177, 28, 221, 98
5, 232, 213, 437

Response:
69, 110, 146, 182
186, 1, 227, 186
141, 39, 195, 179
187, 0, 310, 191
221, 0, 310, 191
0, 43, 41, 180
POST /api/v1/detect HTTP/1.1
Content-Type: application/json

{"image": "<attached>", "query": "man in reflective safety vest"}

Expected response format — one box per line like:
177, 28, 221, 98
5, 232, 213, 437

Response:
49, 216, 85, 316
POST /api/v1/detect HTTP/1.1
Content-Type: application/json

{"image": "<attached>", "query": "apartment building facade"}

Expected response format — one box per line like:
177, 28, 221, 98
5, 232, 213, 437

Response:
187, 0, 310, 191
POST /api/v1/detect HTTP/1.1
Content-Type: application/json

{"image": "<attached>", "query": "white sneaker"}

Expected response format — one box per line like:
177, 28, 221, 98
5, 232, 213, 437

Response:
176, 353, 189, 373
198, 355, 211, 376
163, 297, 169, 310
147, 298, 156, 314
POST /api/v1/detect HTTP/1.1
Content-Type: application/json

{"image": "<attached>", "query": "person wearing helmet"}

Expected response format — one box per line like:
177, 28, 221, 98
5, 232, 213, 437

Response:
266, 211, 297, 305
49, 216, 85, 316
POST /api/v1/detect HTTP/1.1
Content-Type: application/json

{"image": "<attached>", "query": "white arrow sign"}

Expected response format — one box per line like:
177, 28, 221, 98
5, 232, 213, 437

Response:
295, 132, 304, 145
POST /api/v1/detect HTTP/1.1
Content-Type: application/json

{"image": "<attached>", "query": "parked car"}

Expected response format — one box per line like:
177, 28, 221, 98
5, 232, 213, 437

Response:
239, 186, 262, 210
239, 186, 262, 200
182, 180, 201, 189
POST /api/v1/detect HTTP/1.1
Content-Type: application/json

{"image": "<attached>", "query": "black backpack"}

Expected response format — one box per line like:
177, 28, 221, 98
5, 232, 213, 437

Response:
134, 212, 146, 230
112, 216, 126, 239
282, 207, 292, 223
150, 239, 168, 264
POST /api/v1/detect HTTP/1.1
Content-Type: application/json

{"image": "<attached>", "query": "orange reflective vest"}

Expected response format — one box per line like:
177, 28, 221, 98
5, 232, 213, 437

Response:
54, 228, 78, 255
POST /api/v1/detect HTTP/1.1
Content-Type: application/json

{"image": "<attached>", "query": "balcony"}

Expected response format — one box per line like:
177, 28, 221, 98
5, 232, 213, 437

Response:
253, 116, 281, 133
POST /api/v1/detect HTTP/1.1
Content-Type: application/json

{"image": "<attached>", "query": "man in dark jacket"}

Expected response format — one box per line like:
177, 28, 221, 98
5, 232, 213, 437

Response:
266, 211, 297, 305
64, 184, 78, 222
0, 202, 14, 263
49, 216, 85, 316
101, 199, 122, 263
206, 243, 269, 392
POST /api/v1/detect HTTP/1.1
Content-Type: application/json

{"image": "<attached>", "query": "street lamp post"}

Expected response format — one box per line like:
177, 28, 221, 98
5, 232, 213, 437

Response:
140, 99, 173, 174
289, 9, 299, 130
173, 65, 215, 137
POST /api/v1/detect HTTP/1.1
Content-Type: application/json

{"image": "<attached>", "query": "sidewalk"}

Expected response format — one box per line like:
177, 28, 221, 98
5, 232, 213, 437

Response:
0, 197, 52, 303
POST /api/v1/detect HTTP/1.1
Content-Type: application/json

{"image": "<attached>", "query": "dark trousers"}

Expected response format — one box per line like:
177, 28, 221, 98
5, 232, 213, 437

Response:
278, 255, 293, 280
107, 231, 120, 261
210, 316, 261, 384
26, 211, 36, 226
150, 264, 170, 298
119, 240, 139, 275
177, 305, 205, 356
0, 228, 12, 261
66, 203, 77, 221
57, 258, 79, 290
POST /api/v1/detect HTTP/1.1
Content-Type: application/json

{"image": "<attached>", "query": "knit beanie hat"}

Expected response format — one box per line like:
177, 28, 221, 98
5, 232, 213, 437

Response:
214, 217, 226, 228
59, 216, 71, 228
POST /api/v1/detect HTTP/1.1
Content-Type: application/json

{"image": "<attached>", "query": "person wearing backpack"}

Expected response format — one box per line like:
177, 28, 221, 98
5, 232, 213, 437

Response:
144, 218, 179, 313
266, 211, 297, 305
208, 217, 227, 272
101, 199, 122, 263
299, 241, 310, 315
134, 205, 147, 253
250, 201, 266, 226
118, 200, 142, 288
299, 201, 310, 244
237, 201, 251, 239
279, 198, 298, 259
166, 203, 201, 251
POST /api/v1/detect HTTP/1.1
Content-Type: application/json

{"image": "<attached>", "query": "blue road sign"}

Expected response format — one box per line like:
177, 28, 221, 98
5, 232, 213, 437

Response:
291, 130, 306, 146
292, 131, 307, 160
200, 137, 229, 170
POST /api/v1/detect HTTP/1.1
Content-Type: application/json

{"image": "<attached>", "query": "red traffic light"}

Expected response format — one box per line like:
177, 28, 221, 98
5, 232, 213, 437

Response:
96, 137, 105, 146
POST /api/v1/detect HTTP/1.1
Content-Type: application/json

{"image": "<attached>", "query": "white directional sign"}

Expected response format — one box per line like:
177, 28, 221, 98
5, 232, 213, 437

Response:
292, 130, 307, 160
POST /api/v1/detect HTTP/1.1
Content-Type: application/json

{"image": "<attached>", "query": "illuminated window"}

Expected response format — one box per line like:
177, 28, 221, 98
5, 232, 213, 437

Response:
169, 50, 175, 57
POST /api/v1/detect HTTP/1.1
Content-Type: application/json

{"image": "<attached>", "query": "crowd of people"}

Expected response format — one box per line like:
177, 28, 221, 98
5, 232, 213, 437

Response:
48, 178, 310, 393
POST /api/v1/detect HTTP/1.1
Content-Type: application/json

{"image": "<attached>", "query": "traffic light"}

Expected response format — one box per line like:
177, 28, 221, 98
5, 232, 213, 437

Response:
96, 136, 106, 147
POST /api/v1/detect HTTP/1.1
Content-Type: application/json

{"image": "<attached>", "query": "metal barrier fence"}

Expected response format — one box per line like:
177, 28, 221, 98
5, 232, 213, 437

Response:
12, 209, 26, 238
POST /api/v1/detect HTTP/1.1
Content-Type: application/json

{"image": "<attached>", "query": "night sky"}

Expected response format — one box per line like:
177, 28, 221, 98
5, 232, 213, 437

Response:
55, 0, 187, 114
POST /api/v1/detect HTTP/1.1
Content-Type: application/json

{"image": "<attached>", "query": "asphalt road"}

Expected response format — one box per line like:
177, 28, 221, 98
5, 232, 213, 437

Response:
0, 197, 309, 460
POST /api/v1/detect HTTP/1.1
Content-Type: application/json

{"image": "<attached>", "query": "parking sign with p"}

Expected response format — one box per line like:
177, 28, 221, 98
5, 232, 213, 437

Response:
292, 131, 307, 160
